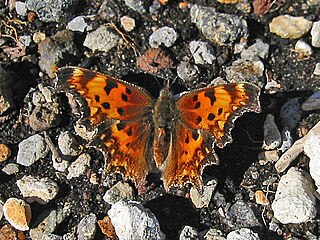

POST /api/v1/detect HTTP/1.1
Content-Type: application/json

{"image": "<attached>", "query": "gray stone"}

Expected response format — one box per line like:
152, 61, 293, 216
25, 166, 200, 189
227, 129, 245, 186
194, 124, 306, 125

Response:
67, 16, 88, 32
227, 228, 260, 240
189, 41, 216, 65
302, 91, 320, 111
280, 98, 302, 131
26, 0, 79, 22
67, 153, 91, 179
295, 39, 312, 56
179, 226, 199, 240
15, 1, 27, 16
202, 228, 226, 240
149, 26, 178, 48
241, 39, 269, 61
177, 62, 199, 82
190, 5, 248, 46
103, 182, 134, 205
83, 25, 120, 53
41, 234, 63, 240
29, 102, 60, 131
58, 131, 82, 156
120, 16, 136, 32
311, 20, 320, 48
271, 167, 316, 224
313, 62, 320, 75
19, 35, 32, 47
269, 15, 312, 39
278, 128, 293, 153
262, 114, 281, 150
108, 200, 165, 240
98, 0, 122, 20
2, 163, 19, 175
17, 134, 49, 166
124, 0, 146, 13
77, 213, 97, 240
190, 179, 217, 208
17, 175, 59, 204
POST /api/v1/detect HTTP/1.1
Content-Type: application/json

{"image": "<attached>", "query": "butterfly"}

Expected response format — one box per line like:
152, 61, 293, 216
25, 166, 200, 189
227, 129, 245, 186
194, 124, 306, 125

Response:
57, 67, 261, 193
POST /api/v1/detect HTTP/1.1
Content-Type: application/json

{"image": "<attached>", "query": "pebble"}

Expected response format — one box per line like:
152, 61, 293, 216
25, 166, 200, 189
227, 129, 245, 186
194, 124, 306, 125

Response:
304, 134, 320, 193
149, 26, 178, 48
311, 20, 320, 48
38, 30, 79, 78
17, 175, 59, 204
302, 91, 320, 111
58, 131, 82, 156
190, 179, 217, 208
2, 163, 19, 175
177, 61, 199, 82
26, 0, 79, 22
124, 0, 146, 13
313, 62, 320, 75
103, 182, 134, 205
226, 228, 261, 240
19, 35, 32, 47
3, 198, 31, 231
29, 102, 61, 131
240, 39, 269, 61
67, 153, 91, 179
294, 39, 313, 57
0, 200, 3, 220
262, 114, 281, 150
255, 190, 270, 205
17, 134, 49, 166
15, 1, 27, 16
0, 143, 11, 162
189, 40, 216, 65
83, 25, 120, 53
225, 59, 264, 87
179, 226, 199, 240
108, 200, 165, 240
202, 228, 226, 240
74, 123, 98, 141
98, 0, 122, 20
41, 234, 63, 240
258, 150, 279, 164
77, 213, 97, 240
33, 32, 46, 43
190, 4, 248, 46
0, 66, 14, 116
97, 215, 116, 239
227, 200, 261, 228
120, 16, 136, 32
67, 16, 88, 32
269, 15, 313, 39
271, 167, 316, 224
280, 98, 302, 131
278, 128, 293, 153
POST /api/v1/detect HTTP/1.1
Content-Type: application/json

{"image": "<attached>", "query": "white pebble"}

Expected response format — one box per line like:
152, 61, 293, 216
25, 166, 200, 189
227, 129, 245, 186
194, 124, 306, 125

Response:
227, 228, 260, 240
311, 20, 320, 48
103, 182, 134, 205
149, 26, 178, 48
67, 16, 88, 32
295, 39, 312, 56
67, 153, 91, 179
313, 62, 320, 76
190, 179, 217, 208
58, 131, 82, 156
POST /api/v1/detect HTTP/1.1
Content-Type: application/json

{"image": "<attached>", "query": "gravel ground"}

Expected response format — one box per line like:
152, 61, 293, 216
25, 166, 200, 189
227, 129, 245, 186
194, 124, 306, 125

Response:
0, 0, 320, 239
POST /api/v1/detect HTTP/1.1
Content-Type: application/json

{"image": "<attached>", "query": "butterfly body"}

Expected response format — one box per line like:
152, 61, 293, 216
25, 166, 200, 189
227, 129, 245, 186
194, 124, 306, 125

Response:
57, 67, 261, 193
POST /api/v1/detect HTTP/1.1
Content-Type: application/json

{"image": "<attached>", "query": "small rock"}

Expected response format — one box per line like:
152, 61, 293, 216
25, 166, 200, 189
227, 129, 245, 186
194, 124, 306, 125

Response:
227, 200, 261, 228
108, 200, 165, 240
124, 0, 146, 13
295, 39, 312, 57
177, 61, 199, 82
149, 26, 178, 48
29, 103, 61, 131
0, 143, 11, 162
77, 213, 97, 240
278, 128, 293, 153
98, 0, 122, 20
38, 30, 79, 78
179, 226, 199, 240
2, 163, 19, 175
190, 179, 217, 208
26, 0, 79, 22
269, 15, 313, 39
19, 35, 32, 47
83, 25, 120, 53
33, 32, 46, 43
258, 150, 279, 164
190, 5, 248, 46
313, 62, 320, 76
41, 234, 63, 240
302, 91, 320, 111
17, 134, 49, 166
201, 228, 226, 240
67, 16, 88, 32
255, 190, 270, 205
311, 20, 320, 48
52, 157, 69, 172
0, 224, 25, 239
0, 200, 3, 220
3, 198, 31, 231
280, 98, 302, 131
103, 182, 134, 205
67, 153, 91, 179
262, 114, 281, 150
241, 39, 269, 61
17, 175, 59, 204
189, 40, 216, 65
97, 215, 116, 239
58, 131, 82, 156
120, 16, 136, 32
227, 228, 260, 240
271, 167, 316, 224
74, 123, 98, 141
15, 1, 27, 16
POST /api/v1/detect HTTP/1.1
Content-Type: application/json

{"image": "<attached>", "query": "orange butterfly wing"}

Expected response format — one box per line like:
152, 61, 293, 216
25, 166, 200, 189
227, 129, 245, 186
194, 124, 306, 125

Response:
57, 67, 154, 191
162, 83, 261, 191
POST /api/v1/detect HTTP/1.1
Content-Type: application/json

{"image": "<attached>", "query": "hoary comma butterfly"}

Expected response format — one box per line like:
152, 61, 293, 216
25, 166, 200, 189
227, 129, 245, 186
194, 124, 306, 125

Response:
57, 67, 261, 193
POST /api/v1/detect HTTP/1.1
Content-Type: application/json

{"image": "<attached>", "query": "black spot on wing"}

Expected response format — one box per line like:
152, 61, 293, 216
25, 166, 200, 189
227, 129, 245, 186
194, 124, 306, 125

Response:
218, 108, 223, 115
116, 122, 126, 131
94, 95, 100, 102
204, 90, 216, 106
195, 102, 201, 109
196, 116, 202, 124
207, 113, 215, 121
192, 131, 199, 141
101, 102, 110, 109
117, 107, 124, 116
121, 93, 128, 102
185, 135, 190, 144
104, 80, 118, 95
83, 69, 97, 84
193, 95, 198, 101
126, 87, 132, 95
127, 127, 133, 136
